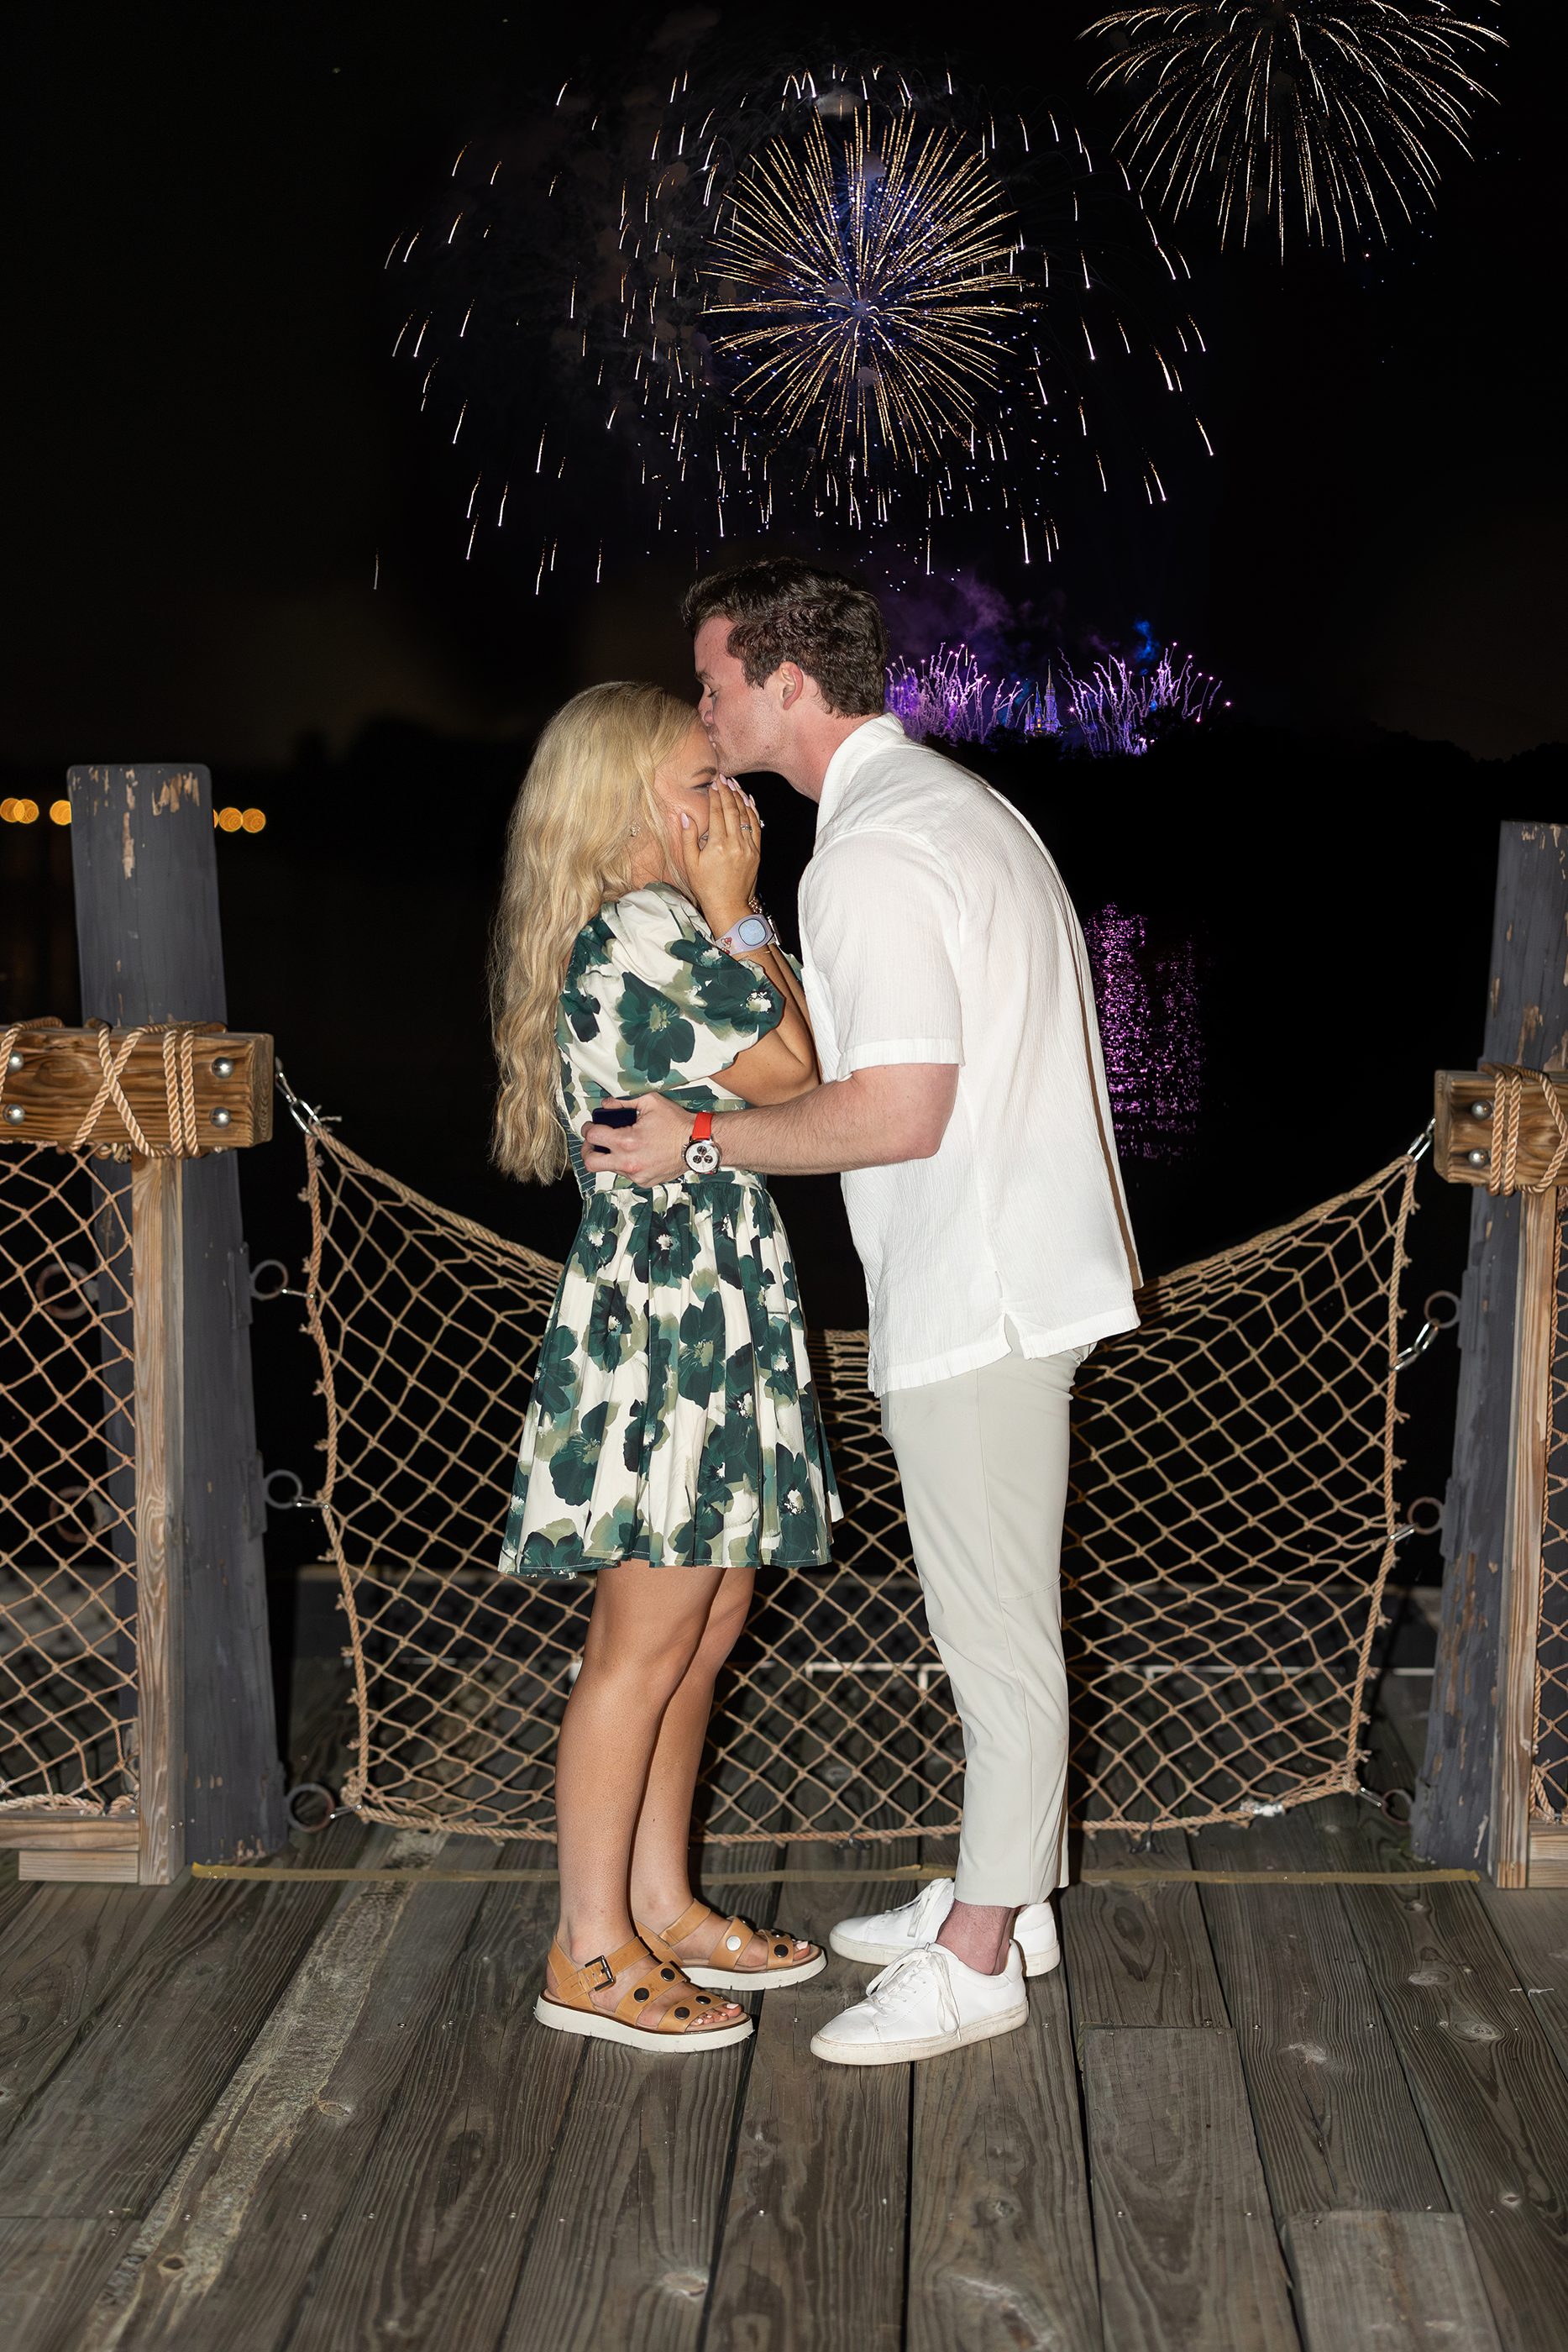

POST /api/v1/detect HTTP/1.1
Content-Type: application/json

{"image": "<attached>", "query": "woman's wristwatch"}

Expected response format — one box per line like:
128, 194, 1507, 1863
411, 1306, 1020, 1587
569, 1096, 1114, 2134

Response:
683, 1111, 721, 1176
716, 908, 778, 957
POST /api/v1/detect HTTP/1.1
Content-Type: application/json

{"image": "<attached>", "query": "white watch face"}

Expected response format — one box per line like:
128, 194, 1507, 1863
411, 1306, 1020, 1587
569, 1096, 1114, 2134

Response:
734, 916, 771, 947
684, 1137, 721, 1174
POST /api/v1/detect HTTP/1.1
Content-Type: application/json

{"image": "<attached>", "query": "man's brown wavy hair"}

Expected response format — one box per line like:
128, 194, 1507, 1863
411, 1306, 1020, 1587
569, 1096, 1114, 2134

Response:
681, 556, 889, 717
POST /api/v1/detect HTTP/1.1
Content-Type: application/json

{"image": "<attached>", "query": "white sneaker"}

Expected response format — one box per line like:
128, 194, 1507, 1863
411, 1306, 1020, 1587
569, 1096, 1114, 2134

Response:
810, 1941, 1028, 2066
829, 1878, 1060, 1978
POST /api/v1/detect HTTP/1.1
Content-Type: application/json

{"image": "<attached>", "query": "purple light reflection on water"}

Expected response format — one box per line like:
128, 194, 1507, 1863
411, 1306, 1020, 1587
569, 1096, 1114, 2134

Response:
1083, 905, 1203, 1162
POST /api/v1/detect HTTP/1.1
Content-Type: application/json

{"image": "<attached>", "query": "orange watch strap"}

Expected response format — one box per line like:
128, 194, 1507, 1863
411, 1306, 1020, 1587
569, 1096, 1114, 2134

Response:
690, 1112, 713, 1142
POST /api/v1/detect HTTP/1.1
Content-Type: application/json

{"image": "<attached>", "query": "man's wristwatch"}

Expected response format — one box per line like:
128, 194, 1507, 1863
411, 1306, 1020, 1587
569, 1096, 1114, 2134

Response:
683, 1110, 721, 1176
717, 909, 778, 957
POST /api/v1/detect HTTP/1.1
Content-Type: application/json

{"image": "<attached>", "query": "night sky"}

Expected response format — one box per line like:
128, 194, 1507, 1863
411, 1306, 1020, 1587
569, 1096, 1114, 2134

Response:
5, 0, 1563, 765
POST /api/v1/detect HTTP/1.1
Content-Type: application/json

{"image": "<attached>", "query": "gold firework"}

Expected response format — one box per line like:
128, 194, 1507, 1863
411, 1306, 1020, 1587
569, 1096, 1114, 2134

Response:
1084, 2, 1504, 253
701, 109, 1024, 472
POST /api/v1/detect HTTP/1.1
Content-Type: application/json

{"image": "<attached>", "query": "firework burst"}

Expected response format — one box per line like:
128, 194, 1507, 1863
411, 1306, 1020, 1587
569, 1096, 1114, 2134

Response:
1083, 2, 1505, 254
385, 42, 1214, 582
704, 110, 1023, 482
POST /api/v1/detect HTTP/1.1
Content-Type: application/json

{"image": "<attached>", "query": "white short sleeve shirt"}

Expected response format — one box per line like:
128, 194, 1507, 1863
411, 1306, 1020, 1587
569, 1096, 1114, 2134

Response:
798, 712, 1141, 1394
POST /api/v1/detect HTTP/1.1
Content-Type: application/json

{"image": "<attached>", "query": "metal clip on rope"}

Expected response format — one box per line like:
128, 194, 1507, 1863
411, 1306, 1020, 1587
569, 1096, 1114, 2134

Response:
1395, 1289, 1460, 1373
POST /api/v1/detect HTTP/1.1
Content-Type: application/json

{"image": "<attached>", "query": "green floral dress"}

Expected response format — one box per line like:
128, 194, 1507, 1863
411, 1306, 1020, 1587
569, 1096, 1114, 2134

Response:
498, 884, 841, 1576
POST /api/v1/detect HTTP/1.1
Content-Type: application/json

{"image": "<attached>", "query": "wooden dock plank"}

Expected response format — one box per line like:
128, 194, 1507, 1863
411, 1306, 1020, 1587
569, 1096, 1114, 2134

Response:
1283, 2209, 1502, 2352
908, 1956, 1101, 2352
704, 1847, 915, 2352
86, 1833, 505, 2352
1081, 2027, 1298, 2352
500, 1843, 785, 2352
0, 2219, 124, 2351
264, 1844, 575, 2352
1325, 1848, 1568, 2351
1193, 1810, 1447, 2218
0, 1884, 179, 2150
0, 1820, 365, 2219
1063, 1830, 1229, 2036
1474, 1885, 1568, 2087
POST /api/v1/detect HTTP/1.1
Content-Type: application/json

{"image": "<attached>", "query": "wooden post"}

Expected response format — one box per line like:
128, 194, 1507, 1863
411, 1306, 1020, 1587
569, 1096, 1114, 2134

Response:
68, 764, 285, 1875
1414, 822, 1568, 1882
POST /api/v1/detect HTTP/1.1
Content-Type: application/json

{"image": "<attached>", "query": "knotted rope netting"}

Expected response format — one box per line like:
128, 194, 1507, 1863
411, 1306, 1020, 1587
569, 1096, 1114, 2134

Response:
294, 1111, 1419, 1840
0, 1142, 139, 1822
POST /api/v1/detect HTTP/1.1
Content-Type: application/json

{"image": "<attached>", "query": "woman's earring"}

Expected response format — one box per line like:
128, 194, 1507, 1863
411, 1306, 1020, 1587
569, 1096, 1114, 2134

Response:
629, 822, 642, 835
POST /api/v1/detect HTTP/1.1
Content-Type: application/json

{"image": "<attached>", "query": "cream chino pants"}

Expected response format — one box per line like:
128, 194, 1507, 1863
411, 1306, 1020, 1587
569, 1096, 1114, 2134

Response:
881, 1326, 1085, 1906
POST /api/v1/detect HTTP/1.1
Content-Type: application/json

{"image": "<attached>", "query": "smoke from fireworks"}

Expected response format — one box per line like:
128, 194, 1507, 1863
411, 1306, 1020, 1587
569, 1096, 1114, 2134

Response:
385, 41, 1214, 581
1083, 2, 1504, 255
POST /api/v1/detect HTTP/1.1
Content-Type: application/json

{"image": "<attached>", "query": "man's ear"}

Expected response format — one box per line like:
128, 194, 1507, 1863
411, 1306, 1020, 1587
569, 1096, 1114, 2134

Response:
776, 662, 808, 711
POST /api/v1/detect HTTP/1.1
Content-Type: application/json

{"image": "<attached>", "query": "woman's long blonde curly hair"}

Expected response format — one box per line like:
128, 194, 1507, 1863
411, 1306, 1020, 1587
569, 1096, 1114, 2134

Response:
490, 680, 696, 1183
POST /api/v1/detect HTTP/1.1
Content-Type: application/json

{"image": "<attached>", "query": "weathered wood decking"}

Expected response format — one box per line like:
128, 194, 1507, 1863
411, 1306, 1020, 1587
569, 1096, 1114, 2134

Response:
4, 1729, 1568, 2351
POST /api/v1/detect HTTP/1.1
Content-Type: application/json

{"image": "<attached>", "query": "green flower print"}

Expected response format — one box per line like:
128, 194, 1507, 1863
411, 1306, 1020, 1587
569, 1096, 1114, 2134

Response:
532, 1322, 579, 1424
669, 1420, 738, 1560
678, 1289, 727, 1405
569, 1189, 622, 1281
643, 1204, 705, 1298
720, 1344, 763, 1488
520, 1524, 585, 1569
616, 971, 697, 1086
667, 937, 781, 1037
585, 1283, 638, 1371
769, 1444, 823, 1567
544, 1401, 611, 1506
561, 915, 613, 1042
589, 1496, 644, 1557
762, 1314, 800, 1403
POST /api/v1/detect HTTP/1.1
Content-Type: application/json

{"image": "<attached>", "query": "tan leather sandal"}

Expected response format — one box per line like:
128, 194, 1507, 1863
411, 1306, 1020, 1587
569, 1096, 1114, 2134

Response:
533, 1935, 753, 2052
637, 1901, 827, 1991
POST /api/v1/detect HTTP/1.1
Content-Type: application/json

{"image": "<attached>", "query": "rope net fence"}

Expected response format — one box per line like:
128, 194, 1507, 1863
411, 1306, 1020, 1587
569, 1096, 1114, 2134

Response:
0, 1144, 138, 1824
299, 1116, 1418, 1840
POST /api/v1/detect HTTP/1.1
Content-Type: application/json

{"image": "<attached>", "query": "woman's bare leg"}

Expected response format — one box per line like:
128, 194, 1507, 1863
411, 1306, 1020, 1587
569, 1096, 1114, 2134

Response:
628, 1566, 753, 1926
627, 1567, 811, 1968
552, 1562, 742, 2029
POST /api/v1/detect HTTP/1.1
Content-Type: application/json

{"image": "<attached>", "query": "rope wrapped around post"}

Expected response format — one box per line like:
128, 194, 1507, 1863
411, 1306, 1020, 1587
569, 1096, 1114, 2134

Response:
0, 1017, 63, 1123
1484, 1062, 1568, 1195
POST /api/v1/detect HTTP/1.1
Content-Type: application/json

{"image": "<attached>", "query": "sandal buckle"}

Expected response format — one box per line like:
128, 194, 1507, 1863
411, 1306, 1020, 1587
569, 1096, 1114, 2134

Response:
584, 1954, 616, 1992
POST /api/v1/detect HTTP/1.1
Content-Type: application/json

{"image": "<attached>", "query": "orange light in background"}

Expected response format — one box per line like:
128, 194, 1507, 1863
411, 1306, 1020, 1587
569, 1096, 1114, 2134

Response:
3, 798, 42, 824
216, 806, 244, 833
240, 807, 266, 833
50, 801, 71, 826
0, 797, 15, 822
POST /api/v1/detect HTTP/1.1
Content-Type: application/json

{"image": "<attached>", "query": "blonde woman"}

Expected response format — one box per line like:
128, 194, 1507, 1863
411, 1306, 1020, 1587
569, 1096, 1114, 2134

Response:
492, 681, 836, 2052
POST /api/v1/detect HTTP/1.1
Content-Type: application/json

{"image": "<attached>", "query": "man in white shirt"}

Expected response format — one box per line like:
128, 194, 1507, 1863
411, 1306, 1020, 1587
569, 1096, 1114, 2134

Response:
585, 557, 1139, 2066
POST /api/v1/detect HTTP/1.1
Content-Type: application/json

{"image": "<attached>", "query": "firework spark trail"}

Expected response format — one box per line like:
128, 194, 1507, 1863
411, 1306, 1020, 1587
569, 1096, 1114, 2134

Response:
705, 111, 1023, 472
1083, 2, 1504, 254
1062, 649, 1223, 753
885, 643, 1025, 739
885, 642, 1219, 748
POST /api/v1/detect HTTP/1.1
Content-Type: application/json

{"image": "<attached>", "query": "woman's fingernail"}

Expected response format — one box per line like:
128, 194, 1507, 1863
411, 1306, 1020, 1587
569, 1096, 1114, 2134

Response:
680, 811, 690, 828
